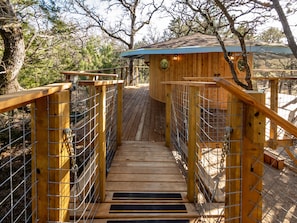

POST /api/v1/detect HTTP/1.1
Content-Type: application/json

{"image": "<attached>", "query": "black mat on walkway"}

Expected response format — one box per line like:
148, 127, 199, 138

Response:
112, 192, 183, 200
109, 204, 187, 213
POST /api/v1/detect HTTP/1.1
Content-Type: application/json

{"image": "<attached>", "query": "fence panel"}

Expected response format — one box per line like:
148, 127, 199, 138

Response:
0, 106, 37, 223
167, 80, 297, 222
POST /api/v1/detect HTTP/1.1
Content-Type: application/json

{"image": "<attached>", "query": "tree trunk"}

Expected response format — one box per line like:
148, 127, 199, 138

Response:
0, 1, 25, 95
128, 58, 134, 85
272, 0, 297, 60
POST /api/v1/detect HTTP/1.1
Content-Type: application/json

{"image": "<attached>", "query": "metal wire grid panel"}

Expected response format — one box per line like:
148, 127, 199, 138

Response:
105, 85, 118, 172
193, 85, 243, 222
169, 81, 297, 222
254, 79, 297, 222
170, 85, 189, 176
0, 107, 37, 223
255, 78, 297, 141
68, 85, 101, 222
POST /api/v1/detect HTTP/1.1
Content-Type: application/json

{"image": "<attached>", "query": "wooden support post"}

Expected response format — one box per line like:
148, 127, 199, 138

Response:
242, 92, 265, 223
94, 86, 101, 202
32, 90, 70, 222
225, 95, 243, 223
99, 85, 107, 202
187, 86, 198, 202
269, 79, 278, 149
117, 82, 123, 146
165, 84, 172, 147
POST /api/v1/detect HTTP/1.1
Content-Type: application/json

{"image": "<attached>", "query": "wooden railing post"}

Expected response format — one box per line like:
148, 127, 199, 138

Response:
242, 92, 265, 223
225, 94, 243, 222
226, 92, 265, 223
269, 78, 278, 148
32, 90, 70, 222
117, 82, 123, 146
187, 86, 198, 202
165, 84, 172, 147
99, 85, 107, 202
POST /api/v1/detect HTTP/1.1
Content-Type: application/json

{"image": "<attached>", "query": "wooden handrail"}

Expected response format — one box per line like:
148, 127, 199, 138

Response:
162, 80, 217, 87
214, 77, 297, 138
0, 83, 72, 113
78, 80, 124, 86
61, 70, 118, 78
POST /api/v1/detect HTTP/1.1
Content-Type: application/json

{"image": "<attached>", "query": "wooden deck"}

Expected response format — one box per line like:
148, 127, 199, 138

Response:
91, 141, 200, 222
122, 84, 165, 142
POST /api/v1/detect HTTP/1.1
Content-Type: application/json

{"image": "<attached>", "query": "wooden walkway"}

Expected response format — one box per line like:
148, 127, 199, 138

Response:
122, 84, 165, 142
92, 141, 200, 222
90, 85, 200, 222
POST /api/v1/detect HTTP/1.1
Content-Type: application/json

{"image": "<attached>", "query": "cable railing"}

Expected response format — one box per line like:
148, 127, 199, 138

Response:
0, 73, 123, 222
164, 77, 297, 223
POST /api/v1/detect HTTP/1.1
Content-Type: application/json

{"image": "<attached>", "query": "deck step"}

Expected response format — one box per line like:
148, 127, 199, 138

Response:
93, 203, 199, 219
112, 192, 183, 201
109, 204, 187, 214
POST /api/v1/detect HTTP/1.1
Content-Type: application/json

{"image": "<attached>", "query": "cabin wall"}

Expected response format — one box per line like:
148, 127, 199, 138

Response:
149, 52, 253, 103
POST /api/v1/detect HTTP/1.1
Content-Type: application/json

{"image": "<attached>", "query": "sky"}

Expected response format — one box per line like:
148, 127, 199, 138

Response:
84, 0, 296, 44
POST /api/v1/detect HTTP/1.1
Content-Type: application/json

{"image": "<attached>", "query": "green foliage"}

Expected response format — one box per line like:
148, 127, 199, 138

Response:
0, 0, 121, 89
18, 21, 120, 88
257, 27, 285, 43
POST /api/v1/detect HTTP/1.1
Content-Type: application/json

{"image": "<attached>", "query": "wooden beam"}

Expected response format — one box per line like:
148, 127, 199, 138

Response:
215, 77, 297, 138
165, 84, 172, 147
269, 79, 278, 148
117, 82, 123, 146
99, 85, 107, 202
0, 83, 71, 113
61, 70, 118, 78
187, 86, 197, 202
225, 94, 242, 222
242, 92, 265, 223
162, 80, 217, 87
78, 80, 124, 86
32, 90, 71, 222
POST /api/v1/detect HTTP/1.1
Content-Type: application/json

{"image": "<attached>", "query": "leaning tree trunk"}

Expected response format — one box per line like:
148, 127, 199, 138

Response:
0, 1, 25, 95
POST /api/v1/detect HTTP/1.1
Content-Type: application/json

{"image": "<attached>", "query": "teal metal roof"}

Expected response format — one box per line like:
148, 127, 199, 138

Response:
120, 33, 292, 58
121, 45, 292, 58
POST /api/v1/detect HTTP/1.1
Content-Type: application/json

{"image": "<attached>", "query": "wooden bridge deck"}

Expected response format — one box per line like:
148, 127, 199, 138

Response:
122, 84, 165, 142
89, 85, 201, 222
92, 141, 200, 222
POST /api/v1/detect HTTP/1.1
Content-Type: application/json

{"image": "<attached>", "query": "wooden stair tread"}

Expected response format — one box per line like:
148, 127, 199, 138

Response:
93, 202, 200, 219
79, 141, 197, 221
109, 166, 182, 174
107, 173, 185, 182
106, 181, 187, 192
113, 152, 175, 162
111, 161, 178, 168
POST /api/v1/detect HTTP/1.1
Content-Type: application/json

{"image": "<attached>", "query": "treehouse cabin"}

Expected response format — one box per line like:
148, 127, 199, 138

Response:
121, 33, 292, 103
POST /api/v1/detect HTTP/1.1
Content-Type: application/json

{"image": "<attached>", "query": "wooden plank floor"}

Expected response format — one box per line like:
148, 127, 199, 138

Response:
106, 141, 187, 193
122, 84, 165, 142
90, 141, 202, 221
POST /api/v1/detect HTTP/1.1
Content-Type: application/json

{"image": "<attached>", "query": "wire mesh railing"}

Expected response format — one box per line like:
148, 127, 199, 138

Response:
105, 84, 119, 172
0, 106, 37, 223
252, 77, 297, 222
67, 84, 101, 222
0, 79, 123, 222
166, 78, 297, 223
